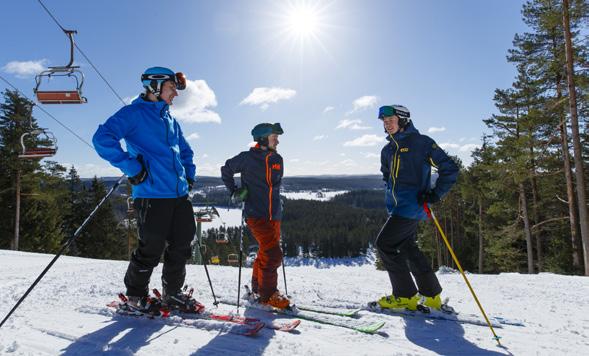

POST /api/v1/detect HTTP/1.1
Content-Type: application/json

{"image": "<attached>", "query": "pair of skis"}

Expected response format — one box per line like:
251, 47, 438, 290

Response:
104, 289, 300, 337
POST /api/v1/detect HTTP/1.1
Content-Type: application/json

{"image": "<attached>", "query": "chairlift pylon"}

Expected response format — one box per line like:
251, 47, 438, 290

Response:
34, 30, 87, 104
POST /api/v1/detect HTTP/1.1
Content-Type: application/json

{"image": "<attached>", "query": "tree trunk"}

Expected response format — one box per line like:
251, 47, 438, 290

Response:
12, 168, 21, 251
562, 0, 589, 275
478, 196, 484, 274
557, 84, 582, 271
450, 208, 455, 269
529, 147, 542, 271
519, 183, 534, 273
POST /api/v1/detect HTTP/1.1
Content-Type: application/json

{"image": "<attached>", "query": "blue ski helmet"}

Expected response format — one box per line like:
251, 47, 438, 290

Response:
251, 123, 284, 146
141, 67, 187, 95
378, 104, 411, 128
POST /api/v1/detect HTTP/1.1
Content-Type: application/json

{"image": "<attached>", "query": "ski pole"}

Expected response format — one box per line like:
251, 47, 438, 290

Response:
193, 222, 218, 306
0, 174, 126, 328
424, 203, 502, 346
281, 237, 288, 297
236, 201, 245, 314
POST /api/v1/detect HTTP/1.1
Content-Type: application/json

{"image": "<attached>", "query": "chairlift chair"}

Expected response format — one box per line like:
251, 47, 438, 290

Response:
227, 253, 239, 265
34, 30, 87, 104
19, 128, 57, 159
126, 197, 134, 214
215, 222, 229, 244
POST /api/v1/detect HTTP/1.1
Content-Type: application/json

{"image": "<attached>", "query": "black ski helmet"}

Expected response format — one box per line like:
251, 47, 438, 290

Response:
251, 122, 284, 146
378, 105, 411, 129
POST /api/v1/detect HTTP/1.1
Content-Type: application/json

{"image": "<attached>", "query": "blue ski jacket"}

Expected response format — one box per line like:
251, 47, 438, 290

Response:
380, 122, 458, 220
221, 145, 284, 221
93, 96, 196, 198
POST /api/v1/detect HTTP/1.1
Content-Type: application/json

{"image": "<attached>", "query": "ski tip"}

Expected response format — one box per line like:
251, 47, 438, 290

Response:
357, 321, 386, 334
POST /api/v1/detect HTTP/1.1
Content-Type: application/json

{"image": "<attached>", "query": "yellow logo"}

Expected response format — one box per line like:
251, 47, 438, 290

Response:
400, 147, 409, 152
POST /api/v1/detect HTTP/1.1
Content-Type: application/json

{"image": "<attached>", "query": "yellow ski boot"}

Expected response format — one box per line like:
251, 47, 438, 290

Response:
422, 294, 442, 310
377, 294, 419, 311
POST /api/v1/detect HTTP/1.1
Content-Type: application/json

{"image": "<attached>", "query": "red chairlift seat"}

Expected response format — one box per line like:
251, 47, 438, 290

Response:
215, 232, 229, 244
19, 129, 57, 159
35, 89, 87, 104
227, 253, 239, 265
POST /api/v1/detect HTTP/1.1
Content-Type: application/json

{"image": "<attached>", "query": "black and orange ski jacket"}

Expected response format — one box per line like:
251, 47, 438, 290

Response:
221, 145, 284, 221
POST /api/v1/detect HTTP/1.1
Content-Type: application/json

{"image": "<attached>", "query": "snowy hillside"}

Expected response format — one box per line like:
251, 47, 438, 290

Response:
1, 249, 588, 355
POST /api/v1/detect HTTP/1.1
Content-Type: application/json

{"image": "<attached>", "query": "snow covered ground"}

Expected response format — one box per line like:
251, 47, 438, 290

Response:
1, 249, 588, 355
281, 190, 348, 201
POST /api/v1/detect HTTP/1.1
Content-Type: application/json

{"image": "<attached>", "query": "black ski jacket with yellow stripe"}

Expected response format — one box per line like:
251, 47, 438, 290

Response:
380, 122, 458, 220
221, 145, 284, 221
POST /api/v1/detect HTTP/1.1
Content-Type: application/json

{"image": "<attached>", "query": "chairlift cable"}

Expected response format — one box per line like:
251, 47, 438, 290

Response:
0, 74, 94, 150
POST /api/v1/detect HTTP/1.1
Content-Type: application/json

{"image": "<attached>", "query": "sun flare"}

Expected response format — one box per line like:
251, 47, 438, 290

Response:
286, 4, 320, 37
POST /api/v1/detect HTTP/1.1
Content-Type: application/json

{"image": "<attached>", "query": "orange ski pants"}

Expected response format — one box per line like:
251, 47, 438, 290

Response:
246, 218, 282, 300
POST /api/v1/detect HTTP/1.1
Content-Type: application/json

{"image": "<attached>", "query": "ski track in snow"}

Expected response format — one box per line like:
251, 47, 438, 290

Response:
1, 249, 588, 355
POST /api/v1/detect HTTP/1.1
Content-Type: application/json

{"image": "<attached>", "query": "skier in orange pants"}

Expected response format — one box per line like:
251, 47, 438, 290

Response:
221, 123, 289, 309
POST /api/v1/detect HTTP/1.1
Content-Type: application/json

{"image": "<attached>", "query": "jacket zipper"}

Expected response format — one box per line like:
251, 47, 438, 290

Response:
389, 135, 399, 207
265, 152, 273, 220
162, 107, 180, 197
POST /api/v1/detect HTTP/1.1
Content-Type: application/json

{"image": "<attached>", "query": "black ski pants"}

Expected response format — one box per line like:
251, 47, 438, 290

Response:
375, 215, 442, 298
124, 196, 196, 297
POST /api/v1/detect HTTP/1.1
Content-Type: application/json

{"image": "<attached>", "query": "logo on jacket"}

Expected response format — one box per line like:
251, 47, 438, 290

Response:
272, 163, 281, 170
400, 147, 409, 152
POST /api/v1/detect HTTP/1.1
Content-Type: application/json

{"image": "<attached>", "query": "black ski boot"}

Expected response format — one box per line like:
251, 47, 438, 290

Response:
156, 287, 205, 314
119, 293, 162, 316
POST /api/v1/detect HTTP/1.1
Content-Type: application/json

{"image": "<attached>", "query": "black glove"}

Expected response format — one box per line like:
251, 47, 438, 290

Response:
128, 155, 148, 185
231, 186, 248, 204
187, 177, 194, 191
417, 190, 440, 205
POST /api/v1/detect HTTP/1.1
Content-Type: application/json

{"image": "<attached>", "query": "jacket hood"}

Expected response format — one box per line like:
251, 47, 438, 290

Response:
131, 94, 169, 111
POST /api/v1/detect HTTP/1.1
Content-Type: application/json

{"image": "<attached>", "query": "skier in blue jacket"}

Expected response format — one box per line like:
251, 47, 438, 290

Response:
375, 104, 458, 311
93, 67, 198, 312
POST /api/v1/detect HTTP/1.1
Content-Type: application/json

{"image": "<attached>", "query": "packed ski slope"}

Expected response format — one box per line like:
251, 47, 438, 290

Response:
1, 249, 588, 355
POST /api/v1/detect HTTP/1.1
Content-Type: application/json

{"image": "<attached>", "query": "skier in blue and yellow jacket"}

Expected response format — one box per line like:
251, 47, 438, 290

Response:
375, 104, 458, 311
93, 67, 199, 312
221, 123, 290, 309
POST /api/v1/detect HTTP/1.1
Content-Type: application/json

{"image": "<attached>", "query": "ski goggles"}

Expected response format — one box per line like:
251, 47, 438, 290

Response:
141, 72, 187, 90
378, 105, 410, 119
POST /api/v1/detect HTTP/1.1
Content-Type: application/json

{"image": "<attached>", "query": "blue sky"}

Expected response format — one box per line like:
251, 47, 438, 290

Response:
1, 0, 527, 177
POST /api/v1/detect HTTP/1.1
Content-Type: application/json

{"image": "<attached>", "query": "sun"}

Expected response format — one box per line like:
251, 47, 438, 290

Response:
286, 4, 320, 38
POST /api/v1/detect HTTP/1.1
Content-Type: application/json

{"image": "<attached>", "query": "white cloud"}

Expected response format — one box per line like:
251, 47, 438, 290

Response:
62, 163, 122, 179
428, 126, 446, 133
290, 158, 301, 162
186, 132, 200, 141
343, 134, 385, 147
313, 135, 327, 141
240, 87, 296, 110
323, 106, 334, 114
349, 95, 378, 114
123, 95, 139, 105
364, 152, 380, 158
202, 153, 209, 158
195, 162, 223, 176
336, 119, 371, 130
439, 143, 460, 150
2, 59, 47, 78
459, 143, 481, 152
438, 142, 482, 167
171, 79, 221, 123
